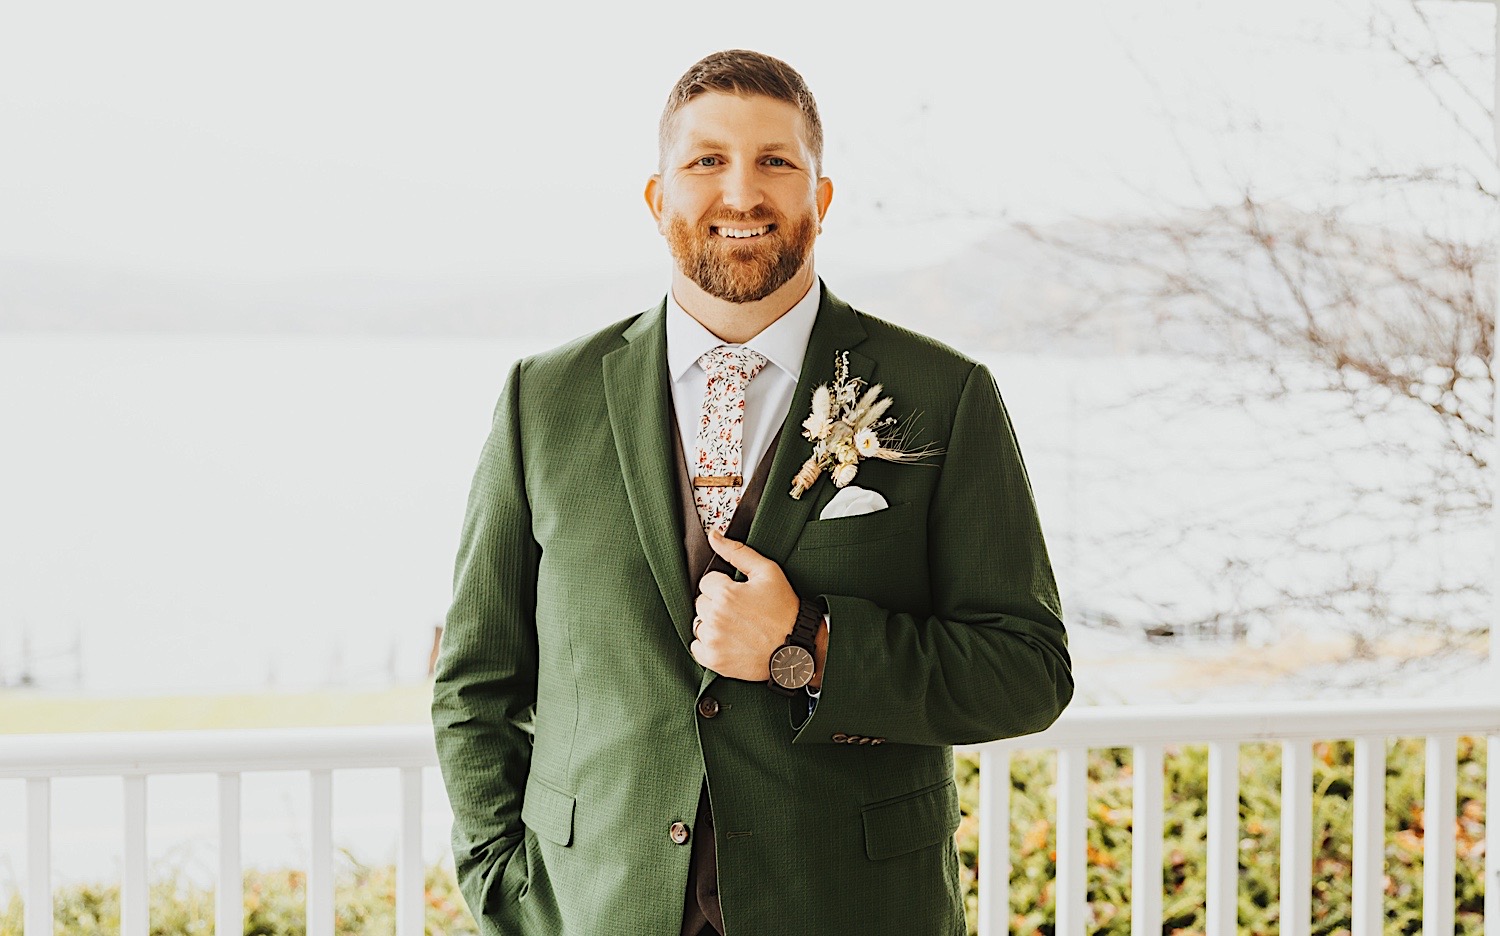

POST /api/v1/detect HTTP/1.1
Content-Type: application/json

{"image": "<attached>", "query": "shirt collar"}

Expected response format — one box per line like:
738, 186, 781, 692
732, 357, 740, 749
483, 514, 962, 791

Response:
665, 277, 822, 383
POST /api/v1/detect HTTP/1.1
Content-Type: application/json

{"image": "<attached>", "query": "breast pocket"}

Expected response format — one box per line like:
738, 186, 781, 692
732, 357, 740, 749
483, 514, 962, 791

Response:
795, 500, 920, 551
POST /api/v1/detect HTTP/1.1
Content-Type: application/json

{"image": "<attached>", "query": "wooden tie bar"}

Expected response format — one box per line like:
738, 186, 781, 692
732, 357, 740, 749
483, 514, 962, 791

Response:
693, 475, 743, 487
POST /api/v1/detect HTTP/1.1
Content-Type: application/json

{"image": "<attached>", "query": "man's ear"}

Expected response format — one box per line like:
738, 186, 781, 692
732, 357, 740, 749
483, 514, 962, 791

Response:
644, 175, 665, 232
816, 176, 834, 223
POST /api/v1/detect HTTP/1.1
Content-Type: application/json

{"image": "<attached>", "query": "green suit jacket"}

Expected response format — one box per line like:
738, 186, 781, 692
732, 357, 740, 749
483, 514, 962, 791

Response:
431, 281, 1073, 936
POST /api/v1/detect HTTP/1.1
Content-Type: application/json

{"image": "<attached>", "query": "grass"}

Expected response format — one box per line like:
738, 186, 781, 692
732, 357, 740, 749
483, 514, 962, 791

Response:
0, 683, 434, 735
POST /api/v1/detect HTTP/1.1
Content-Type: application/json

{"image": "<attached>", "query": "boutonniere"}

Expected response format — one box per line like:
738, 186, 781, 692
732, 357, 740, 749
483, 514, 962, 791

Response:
789, 350, 941, 499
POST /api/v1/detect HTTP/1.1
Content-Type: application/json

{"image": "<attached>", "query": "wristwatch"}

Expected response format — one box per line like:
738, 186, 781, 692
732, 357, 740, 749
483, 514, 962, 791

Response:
768, 597, 824, 695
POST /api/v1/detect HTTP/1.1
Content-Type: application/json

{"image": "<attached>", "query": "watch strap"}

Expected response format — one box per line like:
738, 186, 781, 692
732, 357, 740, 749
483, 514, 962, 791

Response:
788, 597, 824, 650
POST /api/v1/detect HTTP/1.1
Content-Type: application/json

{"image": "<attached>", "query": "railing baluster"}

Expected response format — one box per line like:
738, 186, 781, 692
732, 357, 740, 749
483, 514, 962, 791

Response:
1422, 734, 1456, 936
122, 775, 148, 936
977, 749, 1011, 936
397, 767, 425, 936
1352, 736, 1386, 936
1280, 740, 1312, 936
1206, 741, 1238, 936
308, 769, 334, 936
217, 773, 242, 936
1055, 746, 1088, 936
1131, 744, 1163, 936
1488, 735, 1500, 936
25, 777, 53, 936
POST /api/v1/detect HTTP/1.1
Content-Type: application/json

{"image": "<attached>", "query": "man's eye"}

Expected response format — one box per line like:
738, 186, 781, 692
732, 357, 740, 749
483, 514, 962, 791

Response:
766, 157, 789, 167
696, 156, 719, 167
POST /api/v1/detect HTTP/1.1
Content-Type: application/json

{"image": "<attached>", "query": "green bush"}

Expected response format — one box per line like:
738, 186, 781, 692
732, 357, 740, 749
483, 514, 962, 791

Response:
953, 736, 1488, 935
0, 850, 478, 936
1, 740, 1486, 935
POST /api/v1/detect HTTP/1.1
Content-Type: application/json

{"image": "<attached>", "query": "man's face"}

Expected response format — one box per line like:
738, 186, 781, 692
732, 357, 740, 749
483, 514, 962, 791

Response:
646, 92, 833, 304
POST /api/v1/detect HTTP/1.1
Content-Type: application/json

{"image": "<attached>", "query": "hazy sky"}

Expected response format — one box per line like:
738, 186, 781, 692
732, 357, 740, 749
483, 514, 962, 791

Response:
0, 0, 1492, 288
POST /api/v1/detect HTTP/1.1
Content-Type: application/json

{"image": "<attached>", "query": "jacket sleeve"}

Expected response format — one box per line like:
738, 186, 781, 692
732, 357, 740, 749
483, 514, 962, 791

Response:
792, 361, 1073, 747
430, 357, 538, 920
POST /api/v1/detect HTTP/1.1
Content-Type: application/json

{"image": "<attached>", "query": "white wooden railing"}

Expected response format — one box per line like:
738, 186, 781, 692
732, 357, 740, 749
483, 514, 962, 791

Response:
0, 726, 437, 936
962, 698, 1500, 936
4, 699, 1499, 935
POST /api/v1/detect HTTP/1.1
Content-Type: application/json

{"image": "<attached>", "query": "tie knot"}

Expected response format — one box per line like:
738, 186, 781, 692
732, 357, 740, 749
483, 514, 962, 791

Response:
699, 345, 768, 381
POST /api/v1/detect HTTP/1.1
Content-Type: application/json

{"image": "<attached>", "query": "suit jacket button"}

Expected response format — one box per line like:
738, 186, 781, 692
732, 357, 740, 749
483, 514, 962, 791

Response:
697, 696, 720, 719
670, 821, 691, 845
832, 733, 848, 743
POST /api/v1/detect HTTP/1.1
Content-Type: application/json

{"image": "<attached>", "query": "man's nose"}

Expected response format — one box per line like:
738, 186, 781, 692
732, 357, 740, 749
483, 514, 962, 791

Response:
719, 163, 765, 212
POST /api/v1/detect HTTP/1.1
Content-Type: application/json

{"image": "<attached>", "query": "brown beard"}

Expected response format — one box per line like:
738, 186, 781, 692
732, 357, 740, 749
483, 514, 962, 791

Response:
664, 208, 817, 303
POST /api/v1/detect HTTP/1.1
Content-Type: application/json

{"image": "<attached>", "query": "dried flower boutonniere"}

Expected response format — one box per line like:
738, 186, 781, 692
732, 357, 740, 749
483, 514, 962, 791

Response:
789, 350, 941, 498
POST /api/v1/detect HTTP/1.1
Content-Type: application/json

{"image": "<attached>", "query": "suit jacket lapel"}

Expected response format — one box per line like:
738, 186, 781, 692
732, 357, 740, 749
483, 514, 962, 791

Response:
602, 280, 875, 659
743, 281, 874, 571
604, 299, 698, 652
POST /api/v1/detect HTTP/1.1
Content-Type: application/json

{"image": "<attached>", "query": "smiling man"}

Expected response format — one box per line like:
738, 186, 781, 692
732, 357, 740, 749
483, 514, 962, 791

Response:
648, 87, 827, 324
431, 50, 1073, 936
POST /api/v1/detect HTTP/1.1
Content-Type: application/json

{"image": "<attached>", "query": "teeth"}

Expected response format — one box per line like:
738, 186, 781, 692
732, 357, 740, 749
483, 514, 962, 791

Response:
715, 225, 770, 238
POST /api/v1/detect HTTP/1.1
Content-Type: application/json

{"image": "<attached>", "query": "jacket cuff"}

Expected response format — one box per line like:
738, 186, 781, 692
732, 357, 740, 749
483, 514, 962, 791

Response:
806, 613, 828, 699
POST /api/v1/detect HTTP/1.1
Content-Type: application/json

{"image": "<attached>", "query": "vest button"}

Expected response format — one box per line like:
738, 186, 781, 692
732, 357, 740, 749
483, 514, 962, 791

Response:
669, 821, 691, 845
697, 696, 721, 719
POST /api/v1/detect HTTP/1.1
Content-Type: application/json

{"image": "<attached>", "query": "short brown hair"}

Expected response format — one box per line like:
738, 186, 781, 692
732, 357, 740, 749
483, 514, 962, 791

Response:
658, 49, 824, 176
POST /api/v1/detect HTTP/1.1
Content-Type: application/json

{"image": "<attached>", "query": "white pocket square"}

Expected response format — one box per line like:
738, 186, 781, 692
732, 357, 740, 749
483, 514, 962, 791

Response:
818, 484, 890, 520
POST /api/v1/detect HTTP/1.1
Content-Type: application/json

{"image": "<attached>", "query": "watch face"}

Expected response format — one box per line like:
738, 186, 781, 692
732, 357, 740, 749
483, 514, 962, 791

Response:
770, 645, 815, 689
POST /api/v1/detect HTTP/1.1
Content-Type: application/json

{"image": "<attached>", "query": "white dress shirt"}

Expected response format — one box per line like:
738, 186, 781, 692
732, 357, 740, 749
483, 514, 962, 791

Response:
666, 278, 821, 484
664, 277, 826, 706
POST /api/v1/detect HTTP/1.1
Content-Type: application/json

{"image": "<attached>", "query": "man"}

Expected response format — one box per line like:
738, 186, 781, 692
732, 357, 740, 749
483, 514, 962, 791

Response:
431, 50, 1072, 936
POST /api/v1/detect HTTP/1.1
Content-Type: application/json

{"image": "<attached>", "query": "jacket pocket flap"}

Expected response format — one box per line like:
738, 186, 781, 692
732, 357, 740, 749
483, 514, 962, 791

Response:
861, 777, 960, 860
521, 775, 575, 846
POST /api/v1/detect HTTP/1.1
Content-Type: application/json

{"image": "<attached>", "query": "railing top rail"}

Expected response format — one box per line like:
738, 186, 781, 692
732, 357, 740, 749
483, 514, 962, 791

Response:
3, 698, 1498, 778
0, 725, 437, 778
957, 697, 1500, 753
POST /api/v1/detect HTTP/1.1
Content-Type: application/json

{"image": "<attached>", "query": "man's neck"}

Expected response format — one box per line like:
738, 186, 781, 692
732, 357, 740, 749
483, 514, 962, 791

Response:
671, 261, 816, 344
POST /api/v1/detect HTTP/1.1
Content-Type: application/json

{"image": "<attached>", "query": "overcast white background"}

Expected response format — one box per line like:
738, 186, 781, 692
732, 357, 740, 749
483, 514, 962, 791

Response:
1, 0, 1487, 291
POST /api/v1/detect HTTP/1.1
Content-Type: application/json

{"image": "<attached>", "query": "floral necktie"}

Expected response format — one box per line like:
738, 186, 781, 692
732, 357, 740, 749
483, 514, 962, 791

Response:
693, 345, 768, 536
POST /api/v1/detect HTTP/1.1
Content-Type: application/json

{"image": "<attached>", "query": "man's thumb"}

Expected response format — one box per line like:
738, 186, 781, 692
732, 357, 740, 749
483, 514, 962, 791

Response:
708, 528, 757, 575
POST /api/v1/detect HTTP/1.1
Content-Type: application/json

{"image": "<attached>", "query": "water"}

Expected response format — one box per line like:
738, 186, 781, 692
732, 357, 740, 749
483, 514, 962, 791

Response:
1, 333, 1487, 698
0, 333, 1489, 887
0, 334, 518, 693
0, 331, 1092, 695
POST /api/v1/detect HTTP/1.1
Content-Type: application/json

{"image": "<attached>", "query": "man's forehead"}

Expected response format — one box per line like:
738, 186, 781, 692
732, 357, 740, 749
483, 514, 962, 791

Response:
668, 93, 810, 149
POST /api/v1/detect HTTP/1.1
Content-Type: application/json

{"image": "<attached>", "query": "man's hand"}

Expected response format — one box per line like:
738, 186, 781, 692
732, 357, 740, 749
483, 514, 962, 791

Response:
691, 528, 802, 681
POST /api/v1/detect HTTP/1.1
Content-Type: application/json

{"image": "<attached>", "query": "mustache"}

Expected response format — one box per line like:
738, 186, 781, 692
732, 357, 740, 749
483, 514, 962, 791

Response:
701, 210, 781, 228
